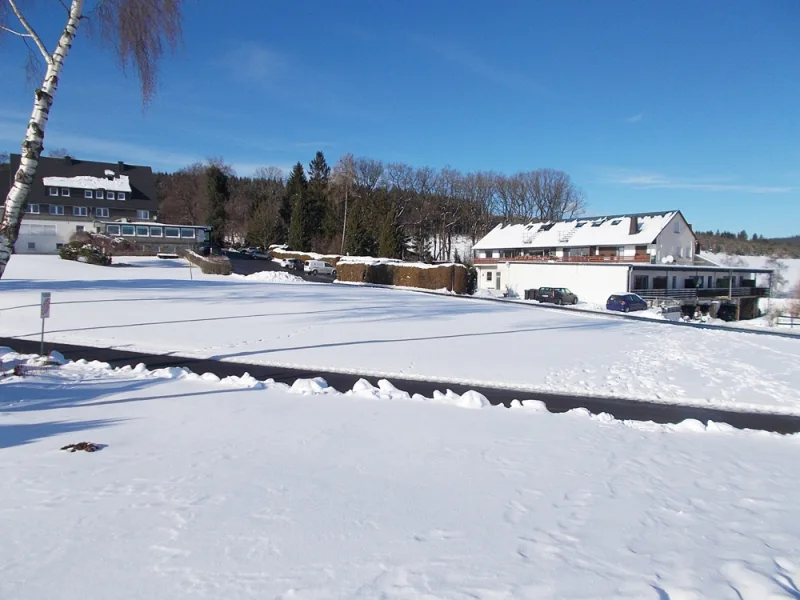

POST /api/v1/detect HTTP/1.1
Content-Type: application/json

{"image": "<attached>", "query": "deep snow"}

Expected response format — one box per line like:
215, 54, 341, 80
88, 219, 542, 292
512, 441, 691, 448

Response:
1, 255, 799, 415
1, 351, 799, 599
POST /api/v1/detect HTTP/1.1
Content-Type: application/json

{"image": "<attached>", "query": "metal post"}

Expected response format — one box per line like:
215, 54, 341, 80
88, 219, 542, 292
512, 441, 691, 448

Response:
40, 317, 45, 357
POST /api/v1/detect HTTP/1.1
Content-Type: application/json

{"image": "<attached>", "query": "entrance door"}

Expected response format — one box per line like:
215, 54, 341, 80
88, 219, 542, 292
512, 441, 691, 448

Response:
495, 272, 501, 290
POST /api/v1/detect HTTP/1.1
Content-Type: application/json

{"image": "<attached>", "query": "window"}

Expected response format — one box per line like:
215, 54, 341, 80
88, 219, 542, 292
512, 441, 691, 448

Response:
685, 246, 692, 258
76, 225, 84, 233
85, 190, 93, 199
674, 220, 680, 233
95, 190, 104, 199
180, 228, 195, 239
25, 204, 40, 214
117, 192, 126, 201
121, 225, 135, 236
61, 188, 70, 197
486, 271, 493, 281
633, 275, 649, 290
49, 187, 58, 197
56, 243, 63, 249
95, 207, 109, 218
591, 221, 603, 227
675, 246, 683, 258
136, 226, 149, 237
672, 276, 677, 289
165, 227, 180, 238
28, 242, 35, 250
20, 223, 56, 236
49, 205, 65, 215
149, 226, 163, 237
136, 210, 150, 220
106, 224, 121, 235
611, 219, 622, 226
107, 191, 115, 200
708, 276, 713, 289
575, 222, 586, 228
73, 206, 88, 216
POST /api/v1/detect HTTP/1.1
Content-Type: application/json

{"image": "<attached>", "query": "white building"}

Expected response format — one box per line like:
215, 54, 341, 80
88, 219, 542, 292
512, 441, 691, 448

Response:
472, 210, 772, 319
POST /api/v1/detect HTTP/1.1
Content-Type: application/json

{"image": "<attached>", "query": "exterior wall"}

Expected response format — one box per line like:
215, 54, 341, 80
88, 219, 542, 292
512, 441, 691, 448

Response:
15, 216, 99, 254
653, 213, 696, 265
476, 263, 630, 304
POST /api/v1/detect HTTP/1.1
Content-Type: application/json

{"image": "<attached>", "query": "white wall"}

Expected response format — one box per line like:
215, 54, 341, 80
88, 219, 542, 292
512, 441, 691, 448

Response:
654, 213, 696, 265
476, 263, 631, 304
15, 218, 96, 254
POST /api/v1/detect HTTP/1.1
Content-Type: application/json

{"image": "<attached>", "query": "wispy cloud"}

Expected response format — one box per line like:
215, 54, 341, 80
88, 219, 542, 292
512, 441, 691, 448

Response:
218, 41, 289, 84
608, 170, 794, 194
625, 113, 643, 123
410, 35, 544, 94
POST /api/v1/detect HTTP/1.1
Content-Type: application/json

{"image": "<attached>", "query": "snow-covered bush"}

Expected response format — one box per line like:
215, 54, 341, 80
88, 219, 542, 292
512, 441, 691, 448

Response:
59, 241, 112, 266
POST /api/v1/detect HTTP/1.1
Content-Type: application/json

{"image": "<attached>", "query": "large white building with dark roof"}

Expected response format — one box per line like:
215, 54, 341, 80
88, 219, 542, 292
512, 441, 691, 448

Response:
472, 210, 773, 320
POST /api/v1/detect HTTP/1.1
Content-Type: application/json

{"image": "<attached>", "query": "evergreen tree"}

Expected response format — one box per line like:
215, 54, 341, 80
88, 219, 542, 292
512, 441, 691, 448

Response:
377, 210, 404, 258
286, 162, 310, 250
206, 165, 230, 246
306, 151, 330, 250
345, 207, 376, 256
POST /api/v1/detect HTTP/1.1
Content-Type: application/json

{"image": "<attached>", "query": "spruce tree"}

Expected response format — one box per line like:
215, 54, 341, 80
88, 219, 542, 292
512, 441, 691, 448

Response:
306, 151, 330, 250
378, 211, 404, 258
206, 165, 230, 246
286, 162, 310, 251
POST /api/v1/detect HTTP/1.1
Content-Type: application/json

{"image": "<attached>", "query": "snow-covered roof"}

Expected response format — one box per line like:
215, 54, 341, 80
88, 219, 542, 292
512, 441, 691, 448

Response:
473, 211, 681, 250
100, 220, 210, 228
43, 174, 132, 192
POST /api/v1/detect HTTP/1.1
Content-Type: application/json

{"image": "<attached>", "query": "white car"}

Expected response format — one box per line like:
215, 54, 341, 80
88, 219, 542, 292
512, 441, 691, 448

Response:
304, 260, 336, 277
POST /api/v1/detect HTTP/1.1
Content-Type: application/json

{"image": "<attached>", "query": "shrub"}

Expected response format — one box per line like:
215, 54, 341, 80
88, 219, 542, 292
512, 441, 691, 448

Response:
59, 241, 112, 266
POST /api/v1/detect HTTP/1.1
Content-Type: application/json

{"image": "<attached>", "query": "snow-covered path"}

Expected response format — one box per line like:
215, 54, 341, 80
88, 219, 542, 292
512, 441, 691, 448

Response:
1, 256, 800, 414
1, 358, 799, 599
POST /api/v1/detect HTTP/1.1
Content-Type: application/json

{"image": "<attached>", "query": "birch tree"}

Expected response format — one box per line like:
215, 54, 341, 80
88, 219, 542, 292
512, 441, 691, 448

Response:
0, 0, 183, 278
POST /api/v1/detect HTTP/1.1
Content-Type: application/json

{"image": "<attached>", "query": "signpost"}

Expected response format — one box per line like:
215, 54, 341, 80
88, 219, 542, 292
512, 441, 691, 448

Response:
40, 292, 51, 357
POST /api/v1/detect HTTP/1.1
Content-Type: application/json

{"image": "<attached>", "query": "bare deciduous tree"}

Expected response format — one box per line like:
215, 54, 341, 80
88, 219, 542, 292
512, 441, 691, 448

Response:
0, 0, 184, 278
1, 151, 11, 164
47, 147, 71, 158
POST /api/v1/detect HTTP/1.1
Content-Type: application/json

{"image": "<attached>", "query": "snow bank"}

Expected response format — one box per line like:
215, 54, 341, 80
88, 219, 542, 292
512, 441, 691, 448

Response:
232, 270, 305, 284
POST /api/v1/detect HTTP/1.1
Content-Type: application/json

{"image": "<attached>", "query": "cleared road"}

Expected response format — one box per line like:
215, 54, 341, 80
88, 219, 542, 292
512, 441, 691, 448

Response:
2, 337, 799, 434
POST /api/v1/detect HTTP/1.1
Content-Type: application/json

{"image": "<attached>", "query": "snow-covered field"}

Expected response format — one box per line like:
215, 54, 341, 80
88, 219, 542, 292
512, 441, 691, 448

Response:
2, 350, 799, 600
1, 256, 800, 414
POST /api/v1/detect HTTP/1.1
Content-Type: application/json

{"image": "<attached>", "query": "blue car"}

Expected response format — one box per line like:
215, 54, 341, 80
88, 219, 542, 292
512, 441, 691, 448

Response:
606, 293, 648, 313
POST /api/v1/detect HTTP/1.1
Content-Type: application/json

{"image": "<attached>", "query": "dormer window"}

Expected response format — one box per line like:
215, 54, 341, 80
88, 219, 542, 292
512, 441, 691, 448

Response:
84, 190, 93, 199
575, 222, 586, 228
591, 221, 603, 227
95, 190, 104, 199
49, 187, 58, 196
117, 192, 126, 201
61, 188, 70, 197
611, 219, 622, 226
107, 191, 115, 200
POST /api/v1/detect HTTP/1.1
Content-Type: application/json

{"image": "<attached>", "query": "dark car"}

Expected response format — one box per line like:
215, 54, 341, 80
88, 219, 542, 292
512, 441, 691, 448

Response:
284, 258, 304, 271
536, 287, 579, 305
606, 293, 648, 313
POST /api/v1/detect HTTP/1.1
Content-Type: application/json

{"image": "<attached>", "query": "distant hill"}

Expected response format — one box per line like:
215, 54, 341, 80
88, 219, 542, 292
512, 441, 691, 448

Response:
696, 231, 800, 259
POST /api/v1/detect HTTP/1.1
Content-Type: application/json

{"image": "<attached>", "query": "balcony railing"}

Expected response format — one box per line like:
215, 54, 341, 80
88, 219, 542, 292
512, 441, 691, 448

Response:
632, 287, 770, 300
474, 254, 651, 265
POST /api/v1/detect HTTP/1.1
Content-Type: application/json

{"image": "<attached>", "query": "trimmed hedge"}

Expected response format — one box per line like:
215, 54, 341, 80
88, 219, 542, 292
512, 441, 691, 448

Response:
337, 261, 468, 294
181, 249, 232, 275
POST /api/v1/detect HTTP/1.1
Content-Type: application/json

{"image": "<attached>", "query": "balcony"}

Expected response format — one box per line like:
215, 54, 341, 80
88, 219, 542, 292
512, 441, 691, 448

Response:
632, 287, 770, 300
474, 254, 651, 265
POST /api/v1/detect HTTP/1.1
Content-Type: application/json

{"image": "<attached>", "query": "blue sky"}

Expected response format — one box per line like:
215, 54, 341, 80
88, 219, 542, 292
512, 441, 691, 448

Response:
1, 0, 799, 236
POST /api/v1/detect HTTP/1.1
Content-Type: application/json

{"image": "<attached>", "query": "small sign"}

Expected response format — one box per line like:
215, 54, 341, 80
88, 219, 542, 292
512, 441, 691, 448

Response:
40, 292, 51, 319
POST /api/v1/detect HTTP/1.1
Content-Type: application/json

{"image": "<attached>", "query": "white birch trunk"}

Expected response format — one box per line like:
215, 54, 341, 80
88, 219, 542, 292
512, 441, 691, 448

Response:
0, 0, 84, 278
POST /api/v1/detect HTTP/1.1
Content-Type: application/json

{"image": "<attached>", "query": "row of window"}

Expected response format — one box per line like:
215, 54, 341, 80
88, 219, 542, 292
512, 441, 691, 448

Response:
49, 187, 128, 201
106, 224, 195, 239
25, 204, 149, 220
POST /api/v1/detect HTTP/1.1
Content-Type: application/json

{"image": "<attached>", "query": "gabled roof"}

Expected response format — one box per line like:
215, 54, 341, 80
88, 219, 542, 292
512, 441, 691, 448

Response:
473, 210, 685, 250
7, 154, 156, 202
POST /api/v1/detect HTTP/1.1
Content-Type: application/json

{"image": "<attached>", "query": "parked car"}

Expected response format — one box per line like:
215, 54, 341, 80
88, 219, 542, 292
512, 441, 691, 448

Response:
606, 293, 648, 313
251, 250, 272, 260
304, 260, 336, 277
284, 258, 304, 271
535, 287, 579, 305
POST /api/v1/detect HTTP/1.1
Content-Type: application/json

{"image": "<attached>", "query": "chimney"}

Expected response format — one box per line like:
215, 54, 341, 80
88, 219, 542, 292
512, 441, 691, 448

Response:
629, 217, 639, 235
63, 156, 72, 166
117, 161, 124, 175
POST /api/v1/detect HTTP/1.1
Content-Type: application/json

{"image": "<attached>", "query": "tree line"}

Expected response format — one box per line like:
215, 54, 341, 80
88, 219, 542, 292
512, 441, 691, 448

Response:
697, 230, 800, 260
156, 152, 587, 261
